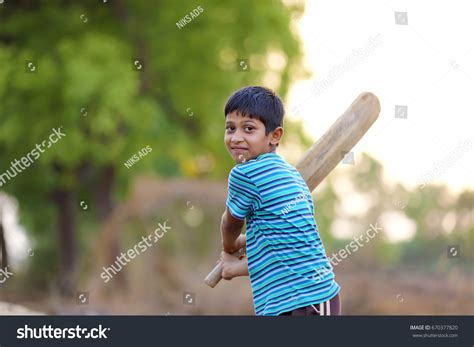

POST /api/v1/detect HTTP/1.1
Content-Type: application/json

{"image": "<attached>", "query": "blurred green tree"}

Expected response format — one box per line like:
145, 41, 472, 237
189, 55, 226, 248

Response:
0, 0, 307, 294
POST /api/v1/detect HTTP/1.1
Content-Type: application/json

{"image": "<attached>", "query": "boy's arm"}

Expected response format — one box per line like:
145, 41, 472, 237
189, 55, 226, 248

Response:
221, 207, 245, 253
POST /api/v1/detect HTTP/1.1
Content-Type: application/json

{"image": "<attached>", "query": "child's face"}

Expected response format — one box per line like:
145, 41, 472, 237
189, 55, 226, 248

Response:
224, 111, 283, 164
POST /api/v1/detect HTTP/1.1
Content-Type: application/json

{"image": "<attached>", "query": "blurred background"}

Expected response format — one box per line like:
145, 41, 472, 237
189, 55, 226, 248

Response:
0, 0, 472, 315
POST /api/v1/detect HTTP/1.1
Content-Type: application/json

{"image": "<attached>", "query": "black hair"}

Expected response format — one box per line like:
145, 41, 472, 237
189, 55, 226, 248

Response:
224, 86, 284, 135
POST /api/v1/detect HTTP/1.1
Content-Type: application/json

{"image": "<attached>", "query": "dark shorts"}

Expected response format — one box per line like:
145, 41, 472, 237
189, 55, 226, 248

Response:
279, 293, 341, 316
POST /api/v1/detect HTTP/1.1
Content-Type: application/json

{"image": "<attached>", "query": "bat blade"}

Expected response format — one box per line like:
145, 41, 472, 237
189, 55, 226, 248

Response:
296, 92, 380, 190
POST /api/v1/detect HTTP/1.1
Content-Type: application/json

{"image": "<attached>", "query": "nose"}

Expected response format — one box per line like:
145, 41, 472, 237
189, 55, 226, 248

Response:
230, 130, 245, 143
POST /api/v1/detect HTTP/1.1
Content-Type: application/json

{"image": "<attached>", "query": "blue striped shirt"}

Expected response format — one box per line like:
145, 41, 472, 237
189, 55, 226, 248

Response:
226, 152, 340, 316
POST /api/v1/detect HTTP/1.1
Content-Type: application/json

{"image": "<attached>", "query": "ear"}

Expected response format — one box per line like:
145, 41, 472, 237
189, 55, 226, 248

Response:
270, 127, 284, 146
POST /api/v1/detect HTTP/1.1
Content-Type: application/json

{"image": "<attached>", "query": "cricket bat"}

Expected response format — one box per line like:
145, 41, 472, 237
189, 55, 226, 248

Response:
205, 92, 381, 288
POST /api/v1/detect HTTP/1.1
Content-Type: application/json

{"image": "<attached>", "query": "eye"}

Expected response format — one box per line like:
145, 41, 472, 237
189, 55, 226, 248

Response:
225, 126, 235, 132
244, 126, 254, 132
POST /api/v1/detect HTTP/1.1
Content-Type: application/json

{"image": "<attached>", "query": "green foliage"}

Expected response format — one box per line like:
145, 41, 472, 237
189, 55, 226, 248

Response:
1, 0, 307, 186
0, 0, 307, 286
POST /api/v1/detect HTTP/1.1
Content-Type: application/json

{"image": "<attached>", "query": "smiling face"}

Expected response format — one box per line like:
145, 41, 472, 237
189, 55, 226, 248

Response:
225, 110, 283, 164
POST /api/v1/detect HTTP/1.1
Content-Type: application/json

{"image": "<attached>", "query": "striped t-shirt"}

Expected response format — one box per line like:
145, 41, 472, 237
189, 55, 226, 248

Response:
226, 152, 340, 316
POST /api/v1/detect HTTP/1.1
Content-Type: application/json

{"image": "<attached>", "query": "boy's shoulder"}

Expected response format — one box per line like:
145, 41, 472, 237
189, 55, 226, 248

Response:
230, 152, 296, 182
232, 152, 282, 171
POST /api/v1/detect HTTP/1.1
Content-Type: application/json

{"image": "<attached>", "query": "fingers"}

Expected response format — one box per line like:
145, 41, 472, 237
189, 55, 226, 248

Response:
235, 234, 247, 251
221, 270, 232, 281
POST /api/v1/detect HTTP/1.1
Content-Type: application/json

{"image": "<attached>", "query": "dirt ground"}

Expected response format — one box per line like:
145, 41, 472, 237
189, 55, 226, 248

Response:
2, 264, 472, 316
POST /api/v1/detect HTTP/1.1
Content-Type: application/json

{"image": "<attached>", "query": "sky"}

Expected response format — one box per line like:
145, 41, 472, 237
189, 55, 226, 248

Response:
285, 0, 473, 192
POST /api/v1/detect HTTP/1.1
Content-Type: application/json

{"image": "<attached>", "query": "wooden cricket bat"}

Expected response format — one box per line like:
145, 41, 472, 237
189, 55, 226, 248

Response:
205, 92, 381, 288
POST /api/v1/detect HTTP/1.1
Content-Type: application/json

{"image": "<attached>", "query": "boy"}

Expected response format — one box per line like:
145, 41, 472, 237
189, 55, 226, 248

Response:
220, 86, 341, 316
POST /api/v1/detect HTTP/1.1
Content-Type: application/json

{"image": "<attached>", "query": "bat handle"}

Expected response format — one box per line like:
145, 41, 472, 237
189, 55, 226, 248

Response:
204, 250, 243, 288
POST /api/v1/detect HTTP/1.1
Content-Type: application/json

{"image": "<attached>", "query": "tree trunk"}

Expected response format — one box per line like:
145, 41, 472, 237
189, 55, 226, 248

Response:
52, 188, 77, 296
0, 219, 8, 271
95, 165, 115, 220
94, 165, 126, 287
